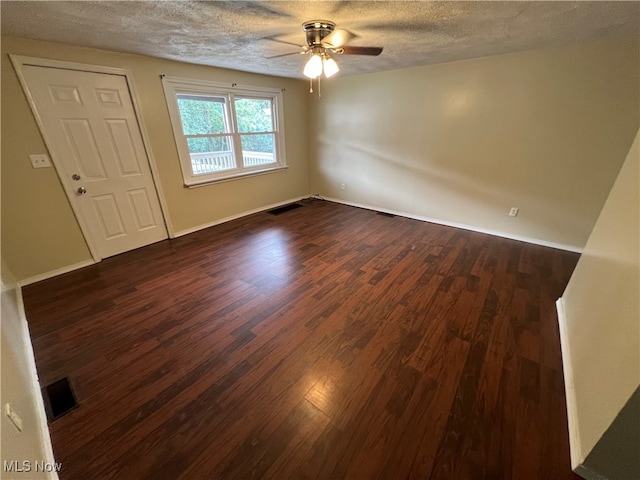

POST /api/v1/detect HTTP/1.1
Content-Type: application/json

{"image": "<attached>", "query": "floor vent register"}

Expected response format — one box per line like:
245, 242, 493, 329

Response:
42, 377, 78, 421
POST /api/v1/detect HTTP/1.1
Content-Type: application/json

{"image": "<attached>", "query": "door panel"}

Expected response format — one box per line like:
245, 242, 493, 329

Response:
127, 189, 157, 230
93, 194, 126, 238
21, 65, 167, 259
62, 119, 108, 178
105, 120, 142, 175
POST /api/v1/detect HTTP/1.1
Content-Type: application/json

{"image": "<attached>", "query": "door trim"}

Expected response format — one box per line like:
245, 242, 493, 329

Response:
10, 55, 174, 262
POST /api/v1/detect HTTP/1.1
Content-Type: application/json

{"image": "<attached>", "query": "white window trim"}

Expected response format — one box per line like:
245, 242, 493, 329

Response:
161, 76, 287, 187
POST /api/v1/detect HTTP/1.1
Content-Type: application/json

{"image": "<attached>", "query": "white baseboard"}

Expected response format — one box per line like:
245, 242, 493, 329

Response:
17, 260, 96, 287
15, 195, 580, 286
15, 285, 60, 479
173, 195, 310, 238
15, 196, 308, 284
556, 297, 584, 471
323, 197, 583, 253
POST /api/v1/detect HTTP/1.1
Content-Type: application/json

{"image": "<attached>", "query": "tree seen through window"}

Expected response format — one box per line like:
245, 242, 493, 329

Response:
177, 96, 274, 154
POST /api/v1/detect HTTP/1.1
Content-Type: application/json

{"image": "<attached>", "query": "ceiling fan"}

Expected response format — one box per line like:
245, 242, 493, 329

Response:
268, 20, 383, 94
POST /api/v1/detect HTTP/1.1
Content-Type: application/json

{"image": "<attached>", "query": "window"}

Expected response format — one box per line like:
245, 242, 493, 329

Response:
162, 77, 287, 186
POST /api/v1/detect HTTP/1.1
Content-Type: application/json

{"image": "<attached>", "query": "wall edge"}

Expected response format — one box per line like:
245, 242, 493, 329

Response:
556, 297, 585, 472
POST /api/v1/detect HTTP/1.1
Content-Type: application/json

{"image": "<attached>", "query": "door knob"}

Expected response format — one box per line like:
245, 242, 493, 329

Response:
72, 174, 81, 181
77, 187, 87, 195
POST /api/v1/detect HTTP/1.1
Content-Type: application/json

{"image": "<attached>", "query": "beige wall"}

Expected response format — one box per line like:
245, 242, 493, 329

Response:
559, 129, 639, 466
310, 34, 639, 250
3, 34, 639, 280
1, 36, 309, 282
1, 260, 57, 479
2, 29, 639, 478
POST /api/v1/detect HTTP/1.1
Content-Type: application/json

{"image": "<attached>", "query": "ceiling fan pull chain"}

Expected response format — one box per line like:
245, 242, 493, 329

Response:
309, 77, 313, 94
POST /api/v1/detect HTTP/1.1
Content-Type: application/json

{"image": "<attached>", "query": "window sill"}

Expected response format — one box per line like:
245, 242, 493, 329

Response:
184, 165, 288, 188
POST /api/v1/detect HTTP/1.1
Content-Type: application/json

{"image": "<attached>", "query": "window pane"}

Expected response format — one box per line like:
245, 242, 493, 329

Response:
177, 95, 228, 135
241, 134, 275, 167
164, 79, 286, 185
187, 136, 236, 174
235, 98, 274, 133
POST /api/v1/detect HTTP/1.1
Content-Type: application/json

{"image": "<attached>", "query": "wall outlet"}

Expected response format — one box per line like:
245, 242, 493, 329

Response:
4, 403, 23, 432
509, 207, 519, 217
29, 154, 52, 168
340, 183, 346, 190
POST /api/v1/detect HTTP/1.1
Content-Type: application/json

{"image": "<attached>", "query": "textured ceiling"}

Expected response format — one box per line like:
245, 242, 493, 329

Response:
2, 1, 639, 79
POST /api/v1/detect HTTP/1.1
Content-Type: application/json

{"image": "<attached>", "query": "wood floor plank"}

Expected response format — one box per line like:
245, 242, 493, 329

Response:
21, 199, 581, 479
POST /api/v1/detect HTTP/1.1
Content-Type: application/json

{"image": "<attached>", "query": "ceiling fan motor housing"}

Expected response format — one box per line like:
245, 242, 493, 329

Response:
303, 20, 336, 47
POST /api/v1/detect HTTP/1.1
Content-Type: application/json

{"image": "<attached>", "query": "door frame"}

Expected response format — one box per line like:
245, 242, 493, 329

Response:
10, 55, 174, 262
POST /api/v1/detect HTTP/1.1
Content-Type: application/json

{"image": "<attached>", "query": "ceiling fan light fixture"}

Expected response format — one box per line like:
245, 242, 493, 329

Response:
323, 56, 340, 78
303, 54, 323, 78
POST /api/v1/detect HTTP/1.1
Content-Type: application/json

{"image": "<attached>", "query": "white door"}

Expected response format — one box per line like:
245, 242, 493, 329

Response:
20, 65, 168, 259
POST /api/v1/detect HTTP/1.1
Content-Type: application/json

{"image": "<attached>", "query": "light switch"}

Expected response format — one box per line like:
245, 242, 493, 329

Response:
29, 154, 52, 168
4, 403, 23, 432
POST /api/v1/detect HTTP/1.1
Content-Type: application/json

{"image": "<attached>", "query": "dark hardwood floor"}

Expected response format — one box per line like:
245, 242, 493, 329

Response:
22, 199, 581, 480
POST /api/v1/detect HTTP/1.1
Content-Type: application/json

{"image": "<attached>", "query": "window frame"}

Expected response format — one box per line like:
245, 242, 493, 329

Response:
161, 76, 287, 187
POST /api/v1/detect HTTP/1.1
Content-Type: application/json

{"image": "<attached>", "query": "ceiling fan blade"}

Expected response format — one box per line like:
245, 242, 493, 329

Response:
266, 51, 306, 59
321, 28, 357, 49
338, 45, 384, 56
264, 37, 306, 48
